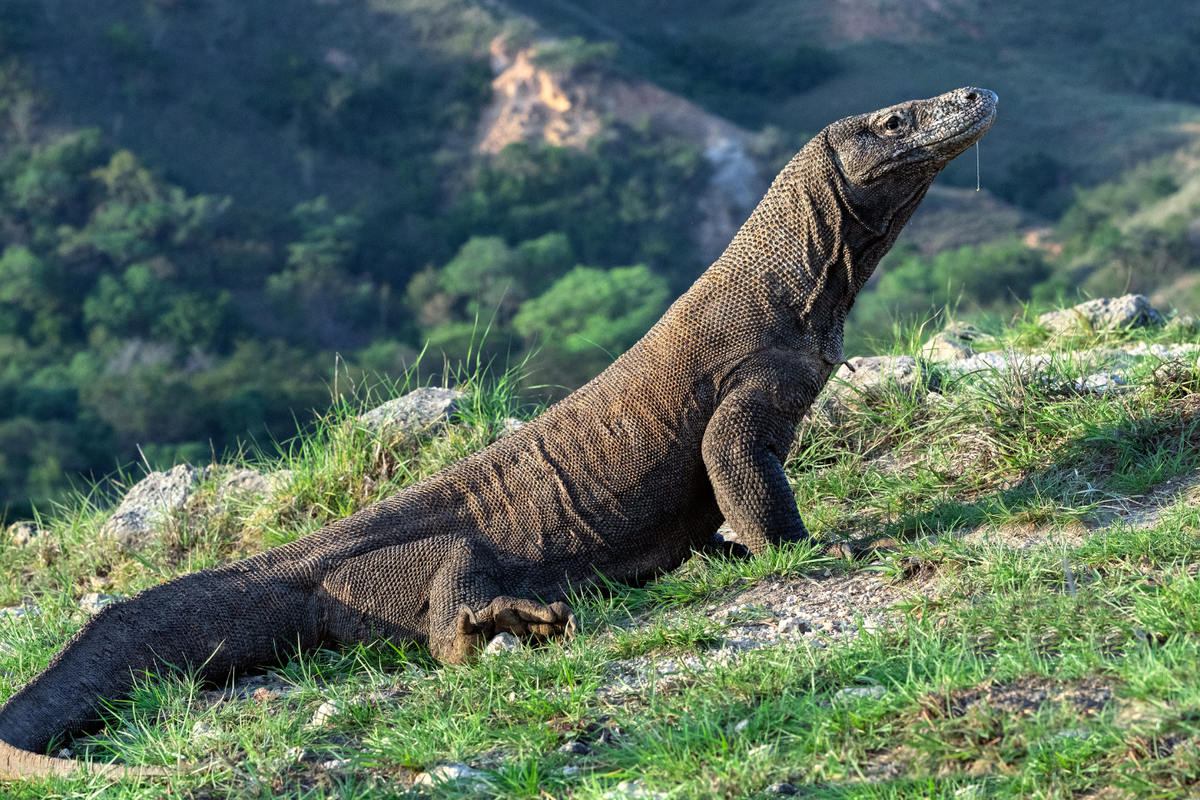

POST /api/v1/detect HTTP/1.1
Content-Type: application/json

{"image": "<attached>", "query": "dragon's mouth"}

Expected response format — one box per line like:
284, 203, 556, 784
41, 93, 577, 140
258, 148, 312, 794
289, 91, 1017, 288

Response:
922, 115, 994, 148
862, 87, 997, 181
915, 89, 998, 158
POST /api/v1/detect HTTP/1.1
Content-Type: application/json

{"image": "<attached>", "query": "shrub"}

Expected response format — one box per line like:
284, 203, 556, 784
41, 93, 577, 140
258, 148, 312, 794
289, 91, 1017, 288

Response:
514, 264, 668, 385
1097, 29, 1200, 103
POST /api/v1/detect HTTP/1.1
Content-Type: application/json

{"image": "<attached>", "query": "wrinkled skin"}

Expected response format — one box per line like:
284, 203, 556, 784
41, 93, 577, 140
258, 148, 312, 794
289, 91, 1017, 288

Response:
0, 87, 996, 780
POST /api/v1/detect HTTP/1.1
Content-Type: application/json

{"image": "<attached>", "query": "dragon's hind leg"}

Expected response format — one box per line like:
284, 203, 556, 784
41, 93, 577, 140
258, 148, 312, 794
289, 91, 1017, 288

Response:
449, 596, 577, 662
425, 537, 576, 664
321, 536, 576, 665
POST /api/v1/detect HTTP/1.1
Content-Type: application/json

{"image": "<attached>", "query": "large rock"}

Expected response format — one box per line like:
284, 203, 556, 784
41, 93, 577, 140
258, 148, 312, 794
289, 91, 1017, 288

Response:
923, 321, 984, 362
358, 387, 464, 435
218, 468, 270, 496
812, 355, 937, 422
5, 521, 46, 548
830, 355, 935, 402
101, 464, 206, 546
1038, 294, 1163, 335
1166, 314, 1200, 336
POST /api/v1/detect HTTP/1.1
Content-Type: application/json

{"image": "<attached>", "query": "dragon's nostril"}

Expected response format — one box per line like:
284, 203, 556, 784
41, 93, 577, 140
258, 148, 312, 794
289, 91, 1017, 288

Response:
965, 91, 979, 101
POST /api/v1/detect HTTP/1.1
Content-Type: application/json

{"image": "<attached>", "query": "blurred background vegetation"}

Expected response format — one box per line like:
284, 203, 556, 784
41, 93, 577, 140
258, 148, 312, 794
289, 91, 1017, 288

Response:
1, 0, 1199, 519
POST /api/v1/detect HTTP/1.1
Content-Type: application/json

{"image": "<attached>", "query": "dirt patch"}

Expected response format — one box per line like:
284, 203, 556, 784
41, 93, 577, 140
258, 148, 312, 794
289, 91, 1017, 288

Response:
718, 570, 930, 636
960, 519, 1090, 550
931, 675, 1116, 720
1087, 468, 1200, 533
595, 568, 934, 706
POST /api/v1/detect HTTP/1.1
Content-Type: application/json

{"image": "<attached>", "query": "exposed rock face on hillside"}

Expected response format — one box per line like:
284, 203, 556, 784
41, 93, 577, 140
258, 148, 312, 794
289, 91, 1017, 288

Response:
478, 41, 603, 153
478, 37, 765, 262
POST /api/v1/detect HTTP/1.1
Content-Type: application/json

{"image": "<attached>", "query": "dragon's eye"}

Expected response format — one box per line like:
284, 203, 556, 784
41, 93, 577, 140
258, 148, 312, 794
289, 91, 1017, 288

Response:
884, 115, 902, 131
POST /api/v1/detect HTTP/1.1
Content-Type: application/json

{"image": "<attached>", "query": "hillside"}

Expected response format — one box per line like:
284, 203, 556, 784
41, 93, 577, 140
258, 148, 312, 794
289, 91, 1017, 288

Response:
4, 303, 1200, 797
1, 0, 1200, 521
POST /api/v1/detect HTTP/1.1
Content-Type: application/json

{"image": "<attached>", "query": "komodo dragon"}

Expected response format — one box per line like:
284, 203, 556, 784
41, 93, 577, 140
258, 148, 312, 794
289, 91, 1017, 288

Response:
0, 86, 996, 779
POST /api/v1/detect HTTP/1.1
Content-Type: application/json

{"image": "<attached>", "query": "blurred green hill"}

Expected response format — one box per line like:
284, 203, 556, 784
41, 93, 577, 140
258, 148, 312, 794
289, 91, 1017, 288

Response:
2, 0, 1199, 519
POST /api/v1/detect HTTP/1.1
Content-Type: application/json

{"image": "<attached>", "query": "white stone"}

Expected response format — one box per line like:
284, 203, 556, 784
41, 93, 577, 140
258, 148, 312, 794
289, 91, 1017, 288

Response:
414, 762, 491, 789
1039, 294, 1162, 334
1043, 727, 1092, 745
923, 330, 976, 362
78, 593, 116, 615
765, 782, 798, 795
485, 632, 522, 654
191, 721, 219, 739
218, 468, 269, 497
1075, 372, 1129, 394
0, 605, 38, 620
319, 758, 352, 771
308, 700, 344, 728
1166, 314, 1199, 334
603, 779, 669, 800
832, 685, 886, 704
830, 355, 933, 403
6, 522, 45, 548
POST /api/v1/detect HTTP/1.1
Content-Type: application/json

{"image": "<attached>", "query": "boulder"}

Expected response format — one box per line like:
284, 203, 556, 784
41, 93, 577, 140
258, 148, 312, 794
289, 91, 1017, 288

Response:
1038, 294, 1163, 335
830, 355, 936, 402
811, 355, 938, 423
219, 468, 270, 496
101, 464, 206, 546
358, 387, 464, 435
924, 333, 973, 363
1166, 314, 1200, 336
5, 521, 45, 548
924, 321, 989, 362
78, 593, 116, 615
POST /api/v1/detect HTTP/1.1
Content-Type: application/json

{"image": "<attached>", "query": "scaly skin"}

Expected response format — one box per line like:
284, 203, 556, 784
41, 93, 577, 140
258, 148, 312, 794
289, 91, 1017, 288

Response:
0, 87, 996, 780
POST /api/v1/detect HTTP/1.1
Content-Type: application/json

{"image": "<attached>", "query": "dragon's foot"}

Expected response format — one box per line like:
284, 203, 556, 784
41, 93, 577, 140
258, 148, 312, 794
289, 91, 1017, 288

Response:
457, 597, 577, 645
434, 598, 577, 664
484, 597, 578, 641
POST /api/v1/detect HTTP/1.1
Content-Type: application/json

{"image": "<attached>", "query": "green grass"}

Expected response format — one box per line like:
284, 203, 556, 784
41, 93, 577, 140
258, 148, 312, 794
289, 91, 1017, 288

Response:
4, 322, 1200, 798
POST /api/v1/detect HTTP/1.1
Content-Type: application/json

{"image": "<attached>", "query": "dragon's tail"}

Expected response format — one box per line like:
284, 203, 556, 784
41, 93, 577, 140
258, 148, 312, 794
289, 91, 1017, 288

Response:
0, 739, 170, 780
0, 552, 323, 780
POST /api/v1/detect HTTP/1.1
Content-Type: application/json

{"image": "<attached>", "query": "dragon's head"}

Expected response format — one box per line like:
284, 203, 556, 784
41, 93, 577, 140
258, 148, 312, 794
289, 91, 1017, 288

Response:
827, 87, 997, 187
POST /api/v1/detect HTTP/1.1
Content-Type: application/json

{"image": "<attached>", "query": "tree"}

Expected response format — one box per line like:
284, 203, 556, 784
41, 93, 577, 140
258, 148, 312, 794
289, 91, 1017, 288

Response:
514, 265, 668, 386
